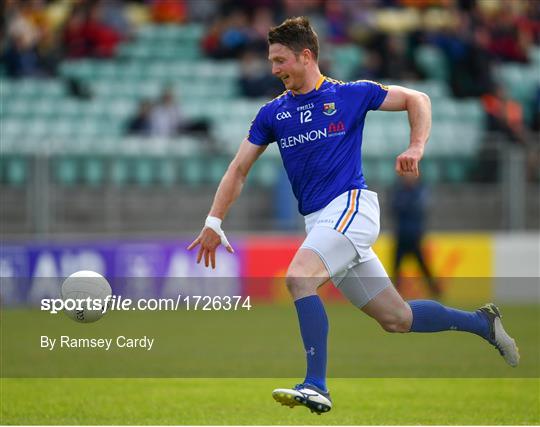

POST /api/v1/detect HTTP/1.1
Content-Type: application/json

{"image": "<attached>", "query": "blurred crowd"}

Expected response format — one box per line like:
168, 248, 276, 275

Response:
2, 0, 539, 137
3, 0, 127, 77
125, 86, 211, 141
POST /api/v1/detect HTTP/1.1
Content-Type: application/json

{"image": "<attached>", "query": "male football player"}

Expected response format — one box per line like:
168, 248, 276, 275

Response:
188, 17, 519, 415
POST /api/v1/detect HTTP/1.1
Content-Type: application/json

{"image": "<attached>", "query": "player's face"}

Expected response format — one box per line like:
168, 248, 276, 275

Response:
268, 43, 307, 92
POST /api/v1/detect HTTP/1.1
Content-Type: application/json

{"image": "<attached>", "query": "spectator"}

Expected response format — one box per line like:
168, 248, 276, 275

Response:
150, 87, 183, 138
3, 0, 52, 77
99, 0, 134, 40
6, 1, 41, 50
62, 5, 88, 58
238, 49, 282, 98
84, 2, 123, 58
487, 4, 530, 63
392, 175, 440, 299
481, 86, 525, 144
3, 33, 41, 78
324, 0, 349, 44
126, 100, 153, 136
250, 7, 275, 51
150, 0, 187, 24
146, 87, 213, 147
62, 3, 123, 59
202, 9, 253, 59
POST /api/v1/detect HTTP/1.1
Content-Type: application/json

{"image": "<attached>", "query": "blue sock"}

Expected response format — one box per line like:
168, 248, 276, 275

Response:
408, 300, 489, 339
294, 295, 328, 391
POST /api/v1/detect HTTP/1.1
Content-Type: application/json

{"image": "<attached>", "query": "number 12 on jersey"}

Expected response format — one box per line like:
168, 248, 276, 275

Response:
300, 110, 312, 123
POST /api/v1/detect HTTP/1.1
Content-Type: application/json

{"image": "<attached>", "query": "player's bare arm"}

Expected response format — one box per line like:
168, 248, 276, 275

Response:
187, 139, 267, 268
379, 85, 431, 177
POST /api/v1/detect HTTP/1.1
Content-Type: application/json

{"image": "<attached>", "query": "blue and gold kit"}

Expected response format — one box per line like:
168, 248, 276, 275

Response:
248, 76, 388, 215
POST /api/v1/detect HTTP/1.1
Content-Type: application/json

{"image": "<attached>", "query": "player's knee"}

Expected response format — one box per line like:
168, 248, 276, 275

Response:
285, 270, 317, 297
378, 305, 412, 333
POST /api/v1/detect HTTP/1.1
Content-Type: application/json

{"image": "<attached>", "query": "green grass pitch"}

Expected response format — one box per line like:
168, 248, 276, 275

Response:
1, 304, 539, 424
2, 378, 539, 425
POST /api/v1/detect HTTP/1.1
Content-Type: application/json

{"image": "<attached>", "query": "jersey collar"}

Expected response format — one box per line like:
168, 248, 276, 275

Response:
290, 75, 326, 98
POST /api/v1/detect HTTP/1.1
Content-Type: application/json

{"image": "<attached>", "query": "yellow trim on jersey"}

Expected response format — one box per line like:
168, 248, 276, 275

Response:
272, 90, 289, 101
324, 76, 345, 85
354, 79, 389, 91
315, 75, 325, 90
261, 89, 289, 106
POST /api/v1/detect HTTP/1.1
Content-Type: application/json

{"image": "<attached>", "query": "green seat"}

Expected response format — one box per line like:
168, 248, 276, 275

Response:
83, 157, 105, 186
59, 59, 96, 80
376, 160, 396, 185
414, 45, 449, 81
3, 119, 27, 138
252, 158, 278, 187
445, 160, 468, 182
361, 159, 376, 182
111, 158, 130, 186
331, 45, 365, 81
421, 160, 441, 184
6, 157, 28, 186
137, 24, 204, 44
208, 157, 229, 184
456, 100, 483, 123
55, 158, 79, 186
134, 158, 154, 186
157, 159, 178, 187
182, 157, 203, 185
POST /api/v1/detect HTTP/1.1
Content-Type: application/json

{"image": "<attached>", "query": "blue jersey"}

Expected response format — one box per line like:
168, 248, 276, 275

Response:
248, 76, 388, 215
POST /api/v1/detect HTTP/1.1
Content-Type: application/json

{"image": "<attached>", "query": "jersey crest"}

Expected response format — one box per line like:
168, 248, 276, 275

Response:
323, 102, 337, 116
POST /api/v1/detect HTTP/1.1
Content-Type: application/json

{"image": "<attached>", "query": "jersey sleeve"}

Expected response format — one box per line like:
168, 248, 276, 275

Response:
247, 104, 275, 146
348, 80, 389, 111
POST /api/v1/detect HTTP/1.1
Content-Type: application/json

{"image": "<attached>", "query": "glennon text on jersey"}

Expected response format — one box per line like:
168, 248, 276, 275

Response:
280, 122, 346, 149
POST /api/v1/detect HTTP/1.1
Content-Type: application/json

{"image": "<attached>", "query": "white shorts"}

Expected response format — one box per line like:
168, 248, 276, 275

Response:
303, 189, 380, 271
300, 189, 391, 307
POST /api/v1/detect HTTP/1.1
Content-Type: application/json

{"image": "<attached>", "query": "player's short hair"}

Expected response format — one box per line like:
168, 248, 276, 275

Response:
268, 16, 319, 60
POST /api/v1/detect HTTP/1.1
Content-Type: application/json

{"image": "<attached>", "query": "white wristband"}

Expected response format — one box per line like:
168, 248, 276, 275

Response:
205, 216, 230, 248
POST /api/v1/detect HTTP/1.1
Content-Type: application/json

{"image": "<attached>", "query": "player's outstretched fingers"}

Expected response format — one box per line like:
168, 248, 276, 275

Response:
225, 244, 235, 254
210, 250, 216, 269
187, 236, 201, 251
196, 246, 204, 264
204, 248, 210, 267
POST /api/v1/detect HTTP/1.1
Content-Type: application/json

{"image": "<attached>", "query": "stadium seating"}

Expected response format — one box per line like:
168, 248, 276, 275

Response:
414, 44, 449, 81
1, 22, 493, 188
494, 59, 540, 123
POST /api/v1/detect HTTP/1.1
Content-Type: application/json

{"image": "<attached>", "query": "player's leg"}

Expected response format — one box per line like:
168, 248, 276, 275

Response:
286, 226, 358, 388
338, 256, 412, 332
273, 226, 358, 413
285, 246, 330, 393
338, 256, 520, 366
285, 247, 329, 300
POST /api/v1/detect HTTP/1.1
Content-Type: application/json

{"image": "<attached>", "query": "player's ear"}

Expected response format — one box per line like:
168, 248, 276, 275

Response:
302, 48, 311, 65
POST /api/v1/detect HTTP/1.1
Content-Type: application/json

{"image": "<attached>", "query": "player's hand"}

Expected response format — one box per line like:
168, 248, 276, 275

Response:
187, 227, 234, 269
395, 146, 423, 177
